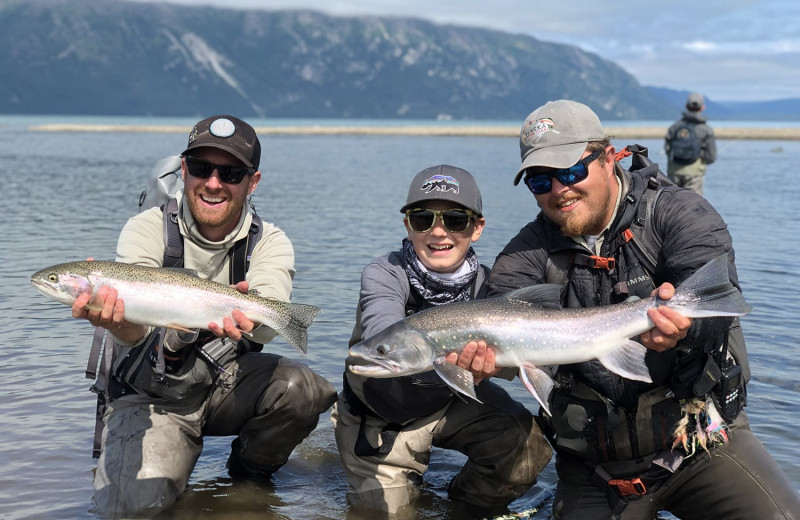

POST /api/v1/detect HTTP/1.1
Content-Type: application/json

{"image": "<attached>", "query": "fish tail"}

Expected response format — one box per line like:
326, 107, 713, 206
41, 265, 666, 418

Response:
271, 303, 322, 354
670, 254, 752, 318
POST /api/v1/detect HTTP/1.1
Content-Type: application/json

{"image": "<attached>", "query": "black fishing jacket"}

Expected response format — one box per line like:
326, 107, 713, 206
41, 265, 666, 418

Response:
487, 160, 746, 460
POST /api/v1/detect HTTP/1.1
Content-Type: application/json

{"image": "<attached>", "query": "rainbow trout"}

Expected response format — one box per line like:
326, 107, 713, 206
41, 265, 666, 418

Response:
347, 254, 751, 415
31, 260, 321, 353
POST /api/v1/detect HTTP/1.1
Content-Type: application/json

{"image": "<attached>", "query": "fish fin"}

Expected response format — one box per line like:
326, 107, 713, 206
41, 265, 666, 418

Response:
432, 357, 482, 403
519, 364, 554, 416
670, 254, 752, 318
165, 323, 196, 333
504, 284, 562, 309
597, 340, 652, 382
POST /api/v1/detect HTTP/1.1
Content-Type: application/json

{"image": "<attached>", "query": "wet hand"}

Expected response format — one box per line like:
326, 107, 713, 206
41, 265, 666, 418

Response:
446, 340, 500, 384
208, 281, 256, 341
71, 285, 146, 343
641, 283, 691, 352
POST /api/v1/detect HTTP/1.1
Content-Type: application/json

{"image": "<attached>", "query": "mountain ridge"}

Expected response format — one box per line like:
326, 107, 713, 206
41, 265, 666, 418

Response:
2, 0, 796, 120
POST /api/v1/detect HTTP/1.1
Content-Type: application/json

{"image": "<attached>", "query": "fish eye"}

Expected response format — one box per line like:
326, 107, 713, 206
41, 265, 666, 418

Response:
376, 344, 388, 356
48, 273, 57, 282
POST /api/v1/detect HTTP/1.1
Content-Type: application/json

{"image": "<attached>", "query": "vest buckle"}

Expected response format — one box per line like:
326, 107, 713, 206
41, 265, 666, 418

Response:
608, 477, 647, 496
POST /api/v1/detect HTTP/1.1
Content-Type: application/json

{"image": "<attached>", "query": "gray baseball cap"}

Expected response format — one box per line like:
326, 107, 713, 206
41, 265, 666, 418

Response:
400, 164, 483, 215
513, 100, 606, 186
686, 92, 705, 111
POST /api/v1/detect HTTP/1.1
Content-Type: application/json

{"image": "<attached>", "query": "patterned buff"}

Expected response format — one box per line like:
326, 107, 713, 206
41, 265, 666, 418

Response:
401, 238, 479, 306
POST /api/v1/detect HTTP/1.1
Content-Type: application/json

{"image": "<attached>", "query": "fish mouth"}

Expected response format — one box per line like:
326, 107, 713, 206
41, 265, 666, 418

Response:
345, 354, 399, 375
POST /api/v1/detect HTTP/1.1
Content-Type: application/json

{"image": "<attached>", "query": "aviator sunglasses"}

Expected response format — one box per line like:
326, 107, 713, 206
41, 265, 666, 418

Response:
183, 156, 255, 185
523, 148, 603, 195
405, 208, 477, 233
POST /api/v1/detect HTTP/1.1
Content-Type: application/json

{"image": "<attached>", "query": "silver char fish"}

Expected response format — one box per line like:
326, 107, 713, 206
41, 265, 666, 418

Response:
31, 260, 321, 353
347, 254, 751, 415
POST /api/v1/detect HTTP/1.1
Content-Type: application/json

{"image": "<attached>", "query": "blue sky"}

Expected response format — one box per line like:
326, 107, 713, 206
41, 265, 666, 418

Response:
126, 0, 799, 102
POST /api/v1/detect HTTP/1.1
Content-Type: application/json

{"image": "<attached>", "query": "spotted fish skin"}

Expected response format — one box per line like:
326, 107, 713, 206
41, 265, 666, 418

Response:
31, 260, 320, 353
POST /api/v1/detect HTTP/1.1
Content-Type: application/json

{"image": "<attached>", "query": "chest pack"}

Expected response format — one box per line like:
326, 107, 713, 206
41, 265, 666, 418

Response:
668, 121, 702, 165
84, 157, 263, 458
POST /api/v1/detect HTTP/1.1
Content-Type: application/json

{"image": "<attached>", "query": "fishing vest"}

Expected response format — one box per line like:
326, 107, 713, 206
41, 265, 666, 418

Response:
84, 198, 263, 458
342, 263, 489, 456
539, 145, 748, 466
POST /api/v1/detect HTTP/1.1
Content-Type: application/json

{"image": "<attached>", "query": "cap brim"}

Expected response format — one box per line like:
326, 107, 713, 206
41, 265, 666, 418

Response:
513, 141, 588, 185
182, 143, 254, 169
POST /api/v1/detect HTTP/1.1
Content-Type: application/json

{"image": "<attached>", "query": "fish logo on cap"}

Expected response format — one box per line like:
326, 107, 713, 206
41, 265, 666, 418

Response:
522, 117, 560, 145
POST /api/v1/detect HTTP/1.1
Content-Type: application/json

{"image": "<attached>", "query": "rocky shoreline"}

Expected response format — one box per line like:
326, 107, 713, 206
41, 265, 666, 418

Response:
28, 124, 800, 140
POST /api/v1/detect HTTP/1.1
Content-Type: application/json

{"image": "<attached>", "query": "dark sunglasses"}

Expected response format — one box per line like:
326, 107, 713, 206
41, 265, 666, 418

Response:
405, 208, 476, 233
523, 148, 603, 195
183, 156, 255, 185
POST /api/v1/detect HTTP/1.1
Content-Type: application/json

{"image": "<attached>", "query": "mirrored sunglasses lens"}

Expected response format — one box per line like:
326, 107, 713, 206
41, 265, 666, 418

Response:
408, 211, 435, 232
526, 175, 551, 195
556, 164, 588, 186
442, 211, 471, 232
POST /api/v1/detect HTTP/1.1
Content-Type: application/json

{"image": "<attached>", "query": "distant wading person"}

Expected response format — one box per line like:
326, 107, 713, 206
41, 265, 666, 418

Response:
71, 115, 336, 517
664, 92, 716, 195
331, 165, 551, 515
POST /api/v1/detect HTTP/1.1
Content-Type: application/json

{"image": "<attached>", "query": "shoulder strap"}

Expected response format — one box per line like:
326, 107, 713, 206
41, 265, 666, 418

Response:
622, 180, 664, 276
161, 198, 183, 268
230, 214, 263, 284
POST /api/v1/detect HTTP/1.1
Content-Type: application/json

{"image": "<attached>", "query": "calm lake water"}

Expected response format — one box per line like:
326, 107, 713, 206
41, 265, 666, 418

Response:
1, 117, 798, 520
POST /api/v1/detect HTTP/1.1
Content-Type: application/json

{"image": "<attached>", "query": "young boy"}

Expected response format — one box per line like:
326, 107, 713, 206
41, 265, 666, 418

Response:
331, 164, 551, 515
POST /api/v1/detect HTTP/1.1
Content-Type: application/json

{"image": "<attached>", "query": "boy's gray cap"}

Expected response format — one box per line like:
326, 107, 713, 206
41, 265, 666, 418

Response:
686, 92, 705, 111
400, 164, 483, 215
513, 100, 606, 185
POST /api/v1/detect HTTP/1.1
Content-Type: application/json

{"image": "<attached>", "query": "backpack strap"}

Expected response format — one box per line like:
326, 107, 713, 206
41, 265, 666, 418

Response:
86, 327, 115, 458
161, 198, 183, 268
230, 215, 263, 284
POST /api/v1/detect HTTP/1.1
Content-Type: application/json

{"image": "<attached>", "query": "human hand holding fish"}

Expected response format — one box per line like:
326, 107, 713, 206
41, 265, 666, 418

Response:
71, 284, 148, 343
32, 260, 322, 353
207, 280, 257, 342
641, 283, 692, 352
445, 340, 500, 384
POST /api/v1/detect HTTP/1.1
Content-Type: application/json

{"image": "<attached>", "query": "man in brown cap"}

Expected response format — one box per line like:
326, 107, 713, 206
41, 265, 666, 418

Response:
72, 115, 337, 517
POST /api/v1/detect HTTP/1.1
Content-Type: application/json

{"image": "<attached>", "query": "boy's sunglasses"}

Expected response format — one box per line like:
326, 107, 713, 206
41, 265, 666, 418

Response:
183, 156, 255, 185
523, 149, 603, 195
405, 208, 476, 233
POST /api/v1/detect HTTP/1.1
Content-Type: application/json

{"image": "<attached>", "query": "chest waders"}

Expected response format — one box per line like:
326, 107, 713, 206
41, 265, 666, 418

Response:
541, 145, 748, 511
85, 198, 263, 458
342, 265, 490, 457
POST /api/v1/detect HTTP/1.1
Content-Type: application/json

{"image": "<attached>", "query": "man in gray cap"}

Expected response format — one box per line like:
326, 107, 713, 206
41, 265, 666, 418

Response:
331, 164, 551, 515
485, 99, 800, 519
72, 115, 337, 517
664, 92, 717, 195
